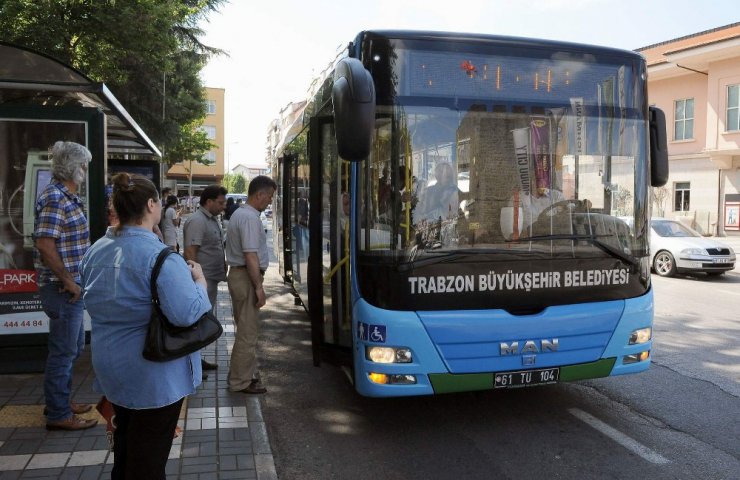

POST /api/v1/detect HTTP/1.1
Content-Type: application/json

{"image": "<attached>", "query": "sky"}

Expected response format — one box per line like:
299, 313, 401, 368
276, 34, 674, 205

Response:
199, 0, 739, 171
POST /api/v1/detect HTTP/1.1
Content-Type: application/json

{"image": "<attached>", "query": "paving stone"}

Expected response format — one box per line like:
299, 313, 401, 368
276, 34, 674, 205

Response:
72, 436, 103, 452
36, 442, 75, 454
236, 454, 256, 470
200, 398, 219, 408
26, 452, 69, 469
231, 428, 251, 441
181, 444, 200, 458
165, 459, 181, 476
0, 454, 31, 470
180, 462, 217, 474
7, 431, 45, 441
218, 471, 256, 480
16, 467, 64, 477
187, 397, 204, 408
57, 467, 82, 480
77, 465, 104, 480
182, 455, 218, 467
217, 454, 237, 470
0, 441, 23, 455
67, 450, 107, 467
187, 408, 216, 419
168, 443, 182, 460
199, 442, 217, 456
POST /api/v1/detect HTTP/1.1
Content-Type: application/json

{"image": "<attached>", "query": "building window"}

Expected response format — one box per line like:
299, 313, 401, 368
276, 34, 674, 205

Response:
728, 85, 739, 132
206, 100, 216, 115
203, 150, 216, 163
674, 182, 690, 212
674, 98, 694, 140
201, 125, 216, 140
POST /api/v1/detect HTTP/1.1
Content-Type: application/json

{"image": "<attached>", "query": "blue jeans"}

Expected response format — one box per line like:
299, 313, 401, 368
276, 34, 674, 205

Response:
40, 283, 85, 422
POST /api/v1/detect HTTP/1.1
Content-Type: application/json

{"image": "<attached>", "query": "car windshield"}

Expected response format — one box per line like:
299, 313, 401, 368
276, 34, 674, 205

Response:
652, 220, 700, 238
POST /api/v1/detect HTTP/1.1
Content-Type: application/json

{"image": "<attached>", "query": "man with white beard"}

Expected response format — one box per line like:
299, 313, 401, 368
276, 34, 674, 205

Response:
33, 141, 97, 431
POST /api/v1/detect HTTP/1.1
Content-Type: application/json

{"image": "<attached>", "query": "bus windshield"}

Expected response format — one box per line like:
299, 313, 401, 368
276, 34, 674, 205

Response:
358, 39, 650, 267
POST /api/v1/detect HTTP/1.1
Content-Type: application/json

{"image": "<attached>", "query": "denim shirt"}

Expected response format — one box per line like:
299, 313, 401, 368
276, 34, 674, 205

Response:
80, 226, 211, 409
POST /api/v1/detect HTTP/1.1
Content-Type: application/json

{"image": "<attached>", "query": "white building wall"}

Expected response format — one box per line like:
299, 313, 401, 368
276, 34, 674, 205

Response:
666, 156, 720, 234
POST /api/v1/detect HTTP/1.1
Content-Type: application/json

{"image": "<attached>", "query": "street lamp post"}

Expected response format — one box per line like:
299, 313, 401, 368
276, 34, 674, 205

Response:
227, 141, 240, 174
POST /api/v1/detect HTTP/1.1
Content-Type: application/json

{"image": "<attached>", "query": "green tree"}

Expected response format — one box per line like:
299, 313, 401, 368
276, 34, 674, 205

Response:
0, 0, 225, 164
222, 173, 246, 193
232, 174, 247, 194
222, 173, 238, 193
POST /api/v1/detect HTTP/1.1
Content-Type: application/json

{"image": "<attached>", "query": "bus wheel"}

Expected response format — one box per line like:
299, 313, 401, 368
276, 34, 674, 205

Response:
653, 251, 676, 277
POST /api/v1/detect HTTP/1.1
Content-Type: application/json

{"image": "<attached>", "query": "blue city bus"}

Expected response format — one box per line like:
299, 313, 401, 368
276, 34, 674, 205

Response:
271, 30, 668, 397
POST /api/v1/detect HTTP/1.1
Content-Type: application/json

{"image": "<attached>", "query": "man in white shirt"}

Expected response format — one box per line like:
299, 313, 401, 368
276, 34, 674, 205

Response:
225, 175, 276, 394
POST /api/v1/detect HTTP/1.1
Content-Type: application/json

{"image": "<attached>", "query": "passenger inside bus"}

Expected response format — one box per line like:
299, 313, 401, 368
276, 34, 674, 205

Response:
415, 162, 463, 222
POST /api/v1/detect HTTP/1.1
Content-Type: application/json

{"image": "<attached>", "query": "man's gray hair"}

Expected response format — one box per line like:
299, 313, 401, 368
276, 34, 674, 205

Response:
51, 141, 91, 181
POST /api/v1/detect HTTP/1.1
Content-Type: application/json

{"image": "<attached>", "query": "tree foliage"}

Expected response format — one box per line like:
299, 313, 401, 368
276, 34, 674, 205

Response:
223, 173, 246, 194
0, 0, 225, 164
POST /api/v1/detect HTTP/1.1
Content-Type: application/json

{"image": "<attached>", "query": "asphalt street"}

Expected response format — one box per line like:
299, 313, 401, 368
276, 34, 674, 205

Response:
256, 232, 739, 479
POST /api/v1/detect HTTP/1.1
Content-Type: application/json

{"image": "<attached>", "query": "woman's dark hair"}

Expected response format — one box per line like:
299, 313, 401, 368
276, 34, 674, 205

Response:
111, 172, 159, 234
165, 195, 179, 208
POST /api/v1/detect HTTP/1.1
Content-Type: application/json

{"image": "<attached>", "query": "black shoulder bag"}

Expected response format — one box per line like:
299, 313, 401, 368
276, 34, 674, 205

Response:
142, 248, 223, 362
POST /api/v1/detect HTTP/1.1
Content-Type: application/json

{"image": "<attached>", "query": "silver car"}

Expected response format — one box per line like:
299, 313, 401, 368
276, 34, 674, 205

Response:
649, 218, 735, 277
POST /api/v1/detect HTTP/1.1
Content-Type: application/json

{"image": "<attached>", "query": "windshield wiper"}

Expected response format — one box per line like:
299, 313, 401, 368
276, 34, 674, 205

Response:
513, 234, 639, 268
398, 247, 532, 271
398, 251, 466, 271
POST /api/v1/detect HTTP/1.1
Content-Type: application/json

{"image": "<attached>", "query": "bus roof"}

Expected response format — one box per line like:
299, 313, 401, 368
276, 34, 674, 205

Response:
354, 30, 644, 62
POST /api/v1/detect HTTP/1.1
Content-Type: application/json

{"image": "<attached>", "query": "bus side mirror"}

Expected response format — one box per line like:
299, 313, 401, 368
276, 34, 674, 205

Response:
649, 106, 669, 187
332, 58, 375, 161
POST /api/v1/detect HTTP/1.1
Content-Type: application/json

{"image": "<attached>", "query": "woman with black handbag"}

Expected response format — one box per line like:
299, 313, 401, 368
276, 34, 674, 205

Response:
81, 173, 211, 480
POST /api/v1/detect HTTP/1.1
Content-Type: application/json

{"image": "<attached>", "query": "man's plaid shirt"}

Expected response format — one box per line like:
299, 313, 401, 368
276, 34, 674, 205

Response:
33, 182, 90, 287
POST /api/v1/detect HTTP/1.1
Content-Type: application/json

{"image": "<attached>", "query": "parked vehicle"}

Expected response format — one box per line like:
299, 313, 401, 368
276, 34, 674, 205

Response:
647, 219, 735, 277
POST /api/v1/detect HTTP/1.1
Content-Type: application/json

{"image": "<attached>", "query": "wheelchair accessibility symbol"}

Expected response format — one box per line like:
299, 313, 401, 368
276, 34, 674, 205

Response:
368, 324, 386, 343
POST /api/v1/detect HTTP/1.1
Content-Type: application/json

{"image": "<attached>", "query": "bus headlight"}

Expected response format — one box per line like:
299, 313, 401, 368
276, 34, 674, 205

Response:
629, 327, 652, 345
366, 346, 413, 363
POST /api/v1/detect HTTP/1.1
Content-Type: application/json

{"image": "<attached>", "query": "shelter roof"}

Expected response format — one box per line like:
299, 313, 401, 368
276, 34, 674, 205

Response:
0, 41, 160, 157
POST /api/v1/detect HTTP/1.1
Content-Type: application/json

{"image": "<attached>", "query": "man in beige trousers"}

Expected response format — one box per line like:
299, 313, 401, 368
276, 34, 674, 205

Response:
224, 175, 276, 393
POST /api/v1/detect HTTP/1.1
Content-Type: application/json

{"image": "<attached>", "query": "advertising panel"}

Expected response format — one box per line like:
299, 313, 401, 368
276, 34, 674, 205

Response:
0, 119, 87, 335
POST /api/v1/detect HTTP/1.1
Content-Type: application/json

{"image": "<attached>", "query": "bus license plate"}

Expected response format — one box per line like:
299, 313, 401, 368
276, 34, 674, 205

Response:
494, 368, 560, 389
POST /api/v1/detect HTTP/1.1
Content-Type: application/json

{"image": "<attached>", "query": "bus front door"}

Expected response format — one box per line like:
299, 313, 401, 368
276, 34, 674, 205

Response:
307, 118, 352, 368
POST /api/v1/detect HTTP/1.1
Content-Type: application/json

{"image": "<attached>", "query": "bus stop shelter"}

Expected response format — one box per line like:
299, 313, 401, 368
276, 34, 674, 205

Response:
0, 41, 161, 372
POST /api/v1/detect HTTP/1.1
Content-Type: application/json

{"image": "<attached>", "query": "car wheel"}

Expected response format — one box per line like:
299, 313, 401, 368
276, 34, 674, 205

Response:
653, 251, 676, 277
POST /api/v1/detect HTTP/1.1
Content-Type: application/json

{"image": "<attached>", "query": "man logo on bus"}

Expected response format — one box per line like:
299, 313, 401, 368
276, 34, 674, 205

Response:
357, 322, 367, 341
500, 339, 559, 355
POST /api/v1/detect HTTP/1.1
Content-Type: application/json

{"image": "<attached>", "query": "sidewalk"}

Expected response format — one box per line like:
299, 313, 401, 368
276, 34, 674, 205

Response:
0, 268, 281, 479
